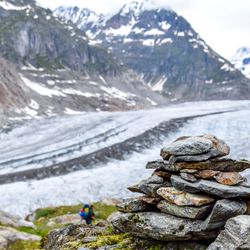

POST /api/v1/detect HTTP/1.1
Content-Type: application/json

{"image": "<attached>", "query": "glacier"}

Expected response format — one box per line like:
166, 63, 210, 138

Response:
0, 100, 250, 217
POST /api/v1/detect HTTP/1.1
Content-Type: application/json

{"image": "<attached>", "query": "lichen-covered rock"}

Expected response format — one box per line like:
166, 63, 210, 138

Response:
157, 187, 214, 206
157, 200, 212, 219
214, 172, 245, 186
109, 212, 218, 241
201, 199, 247, 230
171, 175, 250, 198
0, 226, 40, 249
208, 215, 250, 250
44, 223, 108, 250
160, 134, 230, 163
116, 198, 151, 213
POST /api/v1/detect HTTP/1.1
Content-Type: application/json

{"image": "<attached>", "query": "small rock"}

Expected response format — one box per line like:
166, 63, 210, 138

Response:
109, 212, 218, 241
157, 187, 214, 206
196, 170, 220, 180
180, 173, 197, 182
171, 175, 250, 198
153, 170, 171, 179
201, 199, 247, 230
157, 200, 213, 219
138, 196, 161, 205
208, 215, 250, 250
116, 198, 151, 213
214, 172, 244, 186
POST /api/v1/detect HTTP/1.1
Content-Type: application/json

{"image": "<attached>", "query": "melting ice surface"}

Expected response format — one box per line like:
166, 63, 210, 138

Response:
0, 100, 250, 217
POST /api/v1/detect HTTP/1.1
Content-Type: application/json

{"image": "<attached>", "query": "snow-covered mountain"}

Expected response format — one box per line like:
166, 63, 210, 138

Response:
54, 0, 250, 101
0, 0, 167, 125
231, 47, 250, 79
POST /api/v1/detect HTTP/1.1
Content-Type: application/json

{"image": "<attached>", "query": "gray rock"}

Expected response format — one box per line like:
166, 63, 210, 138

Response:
146, 159, 250, 172
201, 199, 247, 230
157, 200, 213, 219
109, 212, 218, 241
180, 173, 197, 182
171, 175, 250, 198
161, 136, 213, 157
116, 198, 151, 213
128, 175, 171, 197
208, 215, 250, 250
161, 135, 230, 163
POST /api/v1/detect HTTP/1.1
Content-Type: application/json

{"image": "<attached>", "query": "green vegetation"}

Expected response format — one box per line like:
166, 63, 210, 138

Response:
7, 240, 41, 250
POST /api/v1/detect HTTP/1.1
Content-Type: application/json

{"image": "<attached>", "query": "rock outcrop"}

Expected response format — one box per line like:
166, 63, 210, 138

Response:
109, 134, 250, 244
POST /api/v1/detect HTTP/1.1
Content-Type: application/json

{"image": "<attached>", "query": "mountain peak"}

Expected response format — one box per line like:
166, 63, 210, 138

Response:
119, 0, 171, 17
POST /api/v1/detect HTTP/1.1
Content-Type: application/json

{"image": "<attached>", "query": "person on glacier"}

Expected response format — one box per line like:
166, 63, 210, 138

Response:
79, 204, 95, 225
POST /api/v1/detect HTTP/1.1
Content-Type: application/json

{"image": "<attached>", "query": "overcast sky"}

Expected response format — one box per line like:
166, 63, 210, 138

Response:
37, 0, 250, 59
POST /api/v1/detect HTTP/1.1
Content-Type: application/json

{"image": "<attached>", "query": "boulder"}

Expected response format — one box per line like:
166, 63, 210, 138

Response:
0, 226, 40, 249
146, 159, 250, 172
214, 172, 245, 186
157, 200, 213, 219
157, 187, 214, 206
160, 134, 230, 163
0, 210, 36, 229
208, 215, 250, 250
109, 212, 218, 241
180, 173, 197, 182
116, 198, 151, 213
171, 175, 250, 198
201, 199, 247, 230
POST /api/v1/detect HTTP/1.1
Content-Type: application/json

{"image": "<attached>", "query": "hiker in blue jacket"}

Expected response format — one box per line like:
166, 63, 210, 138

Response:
79, 204, 95, 225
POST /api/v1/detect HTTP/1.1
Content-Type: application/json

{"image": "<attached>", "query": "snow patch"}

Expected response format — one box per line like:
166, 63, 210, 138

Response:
20, 74, 66, 97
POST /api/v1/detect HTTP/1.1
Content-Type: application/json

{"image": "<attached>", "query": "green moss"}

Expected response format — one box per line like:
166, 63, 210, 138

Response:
83, 233, 132, 249
7, 240, 41, 250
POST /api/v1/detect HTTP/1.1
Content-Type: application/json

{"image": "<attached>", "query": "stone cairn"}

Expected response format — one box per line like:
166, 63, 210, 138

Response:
109, 134, 250, 243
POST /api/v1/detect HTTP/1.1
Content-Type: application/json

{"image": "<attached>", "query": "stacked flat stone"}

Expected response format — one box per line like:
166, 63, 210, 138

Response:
109, 134, 250, 243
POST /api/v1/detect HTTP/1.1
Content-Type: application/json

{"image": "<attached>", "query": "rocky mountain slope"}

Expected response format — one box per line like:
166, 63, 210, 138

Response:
0, 0, 165, 124
55, 0, 250, 101
231, 47, 250, 79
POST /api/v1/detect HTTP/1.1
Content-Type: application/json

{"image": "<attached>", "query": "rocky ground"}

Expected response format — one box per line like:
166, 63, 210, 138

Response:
2, 134, 249, 250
